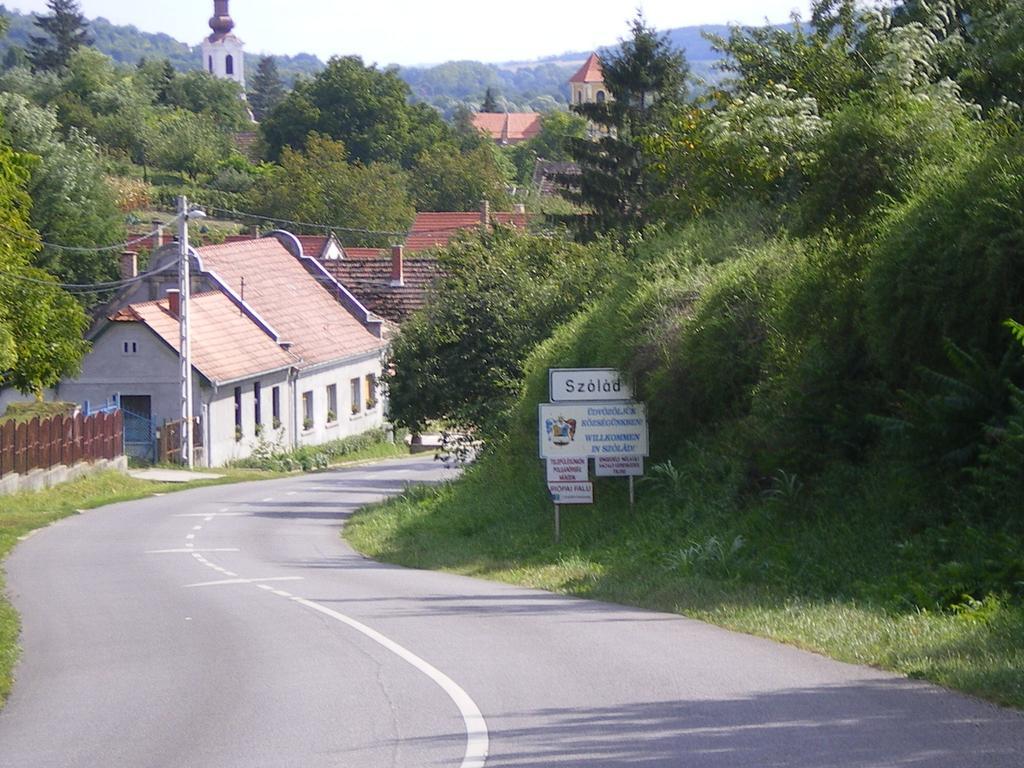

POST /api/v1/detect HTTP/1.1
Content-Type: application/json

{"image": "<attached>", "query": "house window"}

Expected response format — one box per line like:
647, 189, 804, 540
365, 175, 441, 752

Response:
272, 386, 281, 429
576, 90, 582, 104
122, 340, 138, 355
326, 384, 338, 423
225, 54, 234, 75
365, 373, 378, 410
253, 382, 262, 434
596, 90, 606, 104
302, 390, 313, 430
234, 386, 242, 440
350, 378, 361, 415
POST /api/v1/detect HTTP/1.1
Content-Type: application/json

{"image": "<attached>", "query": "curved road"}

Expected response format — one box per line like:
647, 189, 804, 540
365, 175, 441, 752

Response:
1, 455, 1021, 767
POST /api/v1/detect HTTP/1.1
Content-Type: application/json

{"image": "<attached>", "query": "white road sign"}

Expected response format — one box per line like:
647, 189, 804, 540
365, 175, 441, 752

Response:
595, 456, 644, 477
549, 368, 633, 403
546, 457, 589, 483
539, 402, 648, 459
548, 481, 594, 504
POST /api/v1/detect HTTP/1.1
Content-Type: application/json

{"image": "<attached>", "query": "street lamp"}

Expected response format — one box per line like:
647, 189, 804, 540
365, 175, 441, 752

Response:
178, 196, 206, 469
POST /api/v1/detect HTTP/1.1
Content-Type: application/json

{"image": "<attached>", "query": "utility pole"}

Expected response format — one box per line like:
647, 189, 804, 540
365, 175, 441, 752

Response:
177, 197, 206, 468
178, 196, 194, 469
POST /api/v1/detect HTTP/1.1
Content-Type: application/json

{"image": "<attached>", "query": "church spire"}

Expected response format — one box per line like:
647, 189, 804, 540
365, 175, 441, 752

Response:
209, 0, 235, 37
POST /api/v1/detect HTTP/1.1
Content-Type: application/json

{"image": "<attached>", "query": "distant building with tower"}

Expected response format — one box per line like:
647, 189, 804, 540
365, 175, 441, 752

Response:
569, 52, 608, 106
201, 0, 245, 89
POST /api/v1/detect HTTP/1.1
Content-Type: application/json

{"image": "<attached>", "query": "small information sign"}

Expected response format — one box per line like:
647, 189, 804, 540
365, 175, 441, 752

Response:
549, 368, 633, 403
546, 456, 588, 483
548, 481, 594, 505
595, 455, 644, 477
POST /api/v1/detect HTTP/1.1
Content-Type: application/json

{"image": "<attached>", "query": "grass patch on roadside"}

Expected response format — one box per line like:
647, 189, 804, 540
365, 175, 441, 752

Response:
345, 447, 1024, 710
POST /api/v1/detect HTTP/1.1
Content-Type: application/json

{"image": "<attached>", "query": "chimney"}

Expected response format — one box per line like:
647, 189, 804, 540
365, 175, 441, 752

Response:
166, 289, 180, 318
151, 220, 164, 250
251, 224, 260, 237
390, 244, 405, 287
514, 203, 526, 215
479, 199, 490, 231
119, 251, 138, 280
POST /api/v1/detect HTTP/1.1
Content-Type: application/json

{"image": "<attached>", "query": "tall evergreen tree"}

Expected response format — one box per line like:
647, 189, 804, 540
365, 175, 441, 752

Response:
481, 87, 500, 113
27, 0, 91, 73
249, 55, 286, 122
562, 14, 689, 235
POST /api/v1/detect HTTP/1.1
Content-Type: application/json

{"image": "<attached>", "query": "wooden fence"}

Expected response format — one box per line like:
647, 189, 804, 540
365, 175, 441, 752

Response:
0, 411, 124, 479
157, 418, 202, 465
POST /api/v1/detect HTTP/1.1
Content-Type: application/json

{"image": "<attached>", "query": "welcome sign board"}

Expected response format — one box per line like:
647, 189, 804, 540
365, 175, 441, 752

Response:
539, 402, 648, 459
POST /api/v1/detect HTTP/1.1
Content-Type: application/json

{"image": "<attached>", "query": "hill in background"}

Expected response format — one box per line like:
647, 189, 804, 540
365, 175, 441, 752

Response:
0, 6, 739, 114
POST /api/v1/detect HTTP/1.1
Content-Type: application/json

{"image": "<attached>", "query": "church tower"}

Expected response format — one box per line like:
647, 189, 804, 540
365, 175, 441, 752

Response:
200, 0, 245, 89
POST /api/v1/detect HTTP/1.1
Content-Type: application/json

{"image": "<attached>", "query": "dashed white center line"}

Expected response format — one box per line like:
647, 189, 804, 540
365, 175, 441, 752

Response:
192, 525, 203, 531
262, 497, 273, 502
185, 534, 195, 540
147, 548, 240, 554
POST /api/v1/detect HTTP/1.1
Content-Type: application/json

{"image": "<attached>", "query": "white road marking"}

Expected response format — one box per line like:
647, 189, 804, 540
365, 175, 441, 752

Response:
147, 548, 240, 554
273, 590, 292, 598
185, 534, 195, 540
223, 571, 237, 577
184, 576, 303, 588
204, 516, 213, 522
257, 584, 275, 591
192, 525, 203, 531
290, 596, 489, 768
175, 512, 247, 517
286, 491, 298, 496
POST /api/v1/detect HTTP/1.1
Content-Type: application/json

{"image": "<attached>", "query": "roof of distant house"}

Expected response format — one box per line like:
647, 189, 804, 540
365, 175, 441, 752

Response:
318, 250, 443, 324
570, 53, 604, 84
110, 291, 296, 385
405, 211, 528, 252
533, 159, 580, 196
195, 237, 385, 367
471, 112, 542, 144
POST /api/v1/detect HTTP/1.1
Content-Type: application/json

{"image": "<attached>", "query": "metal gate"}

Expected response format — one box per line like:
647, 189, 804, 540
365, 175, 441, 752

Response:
122, 409, 155, 462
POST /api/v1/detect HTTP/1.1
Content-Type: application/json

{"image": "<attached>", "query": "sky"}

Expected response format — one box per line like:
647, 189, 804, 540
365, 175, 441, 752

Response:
5, 0, 813, 66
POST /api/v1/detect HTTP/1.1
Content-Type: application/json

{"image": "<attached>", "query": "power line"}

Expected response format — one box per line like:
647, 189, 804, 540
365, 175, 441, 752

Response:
0, 263, 177, 293
0, 219, 177, 254
199, 205, 409, 239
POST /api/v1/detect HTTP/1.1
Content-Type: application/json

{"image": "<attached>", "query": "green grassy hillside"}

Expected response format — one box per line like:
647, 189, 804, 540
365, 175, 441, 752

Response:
348, 132, 1024, 708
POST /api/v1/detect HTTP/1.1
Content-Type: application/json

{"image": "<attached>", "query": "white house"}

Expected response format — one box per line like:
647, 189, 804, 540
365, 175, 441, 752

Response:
58, 231, 389, 467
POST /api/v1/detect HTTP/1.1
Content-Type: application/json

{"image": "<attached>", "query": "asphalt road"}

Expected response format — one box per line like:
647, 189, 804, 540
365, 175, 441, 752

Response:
1, 455, 1021, 767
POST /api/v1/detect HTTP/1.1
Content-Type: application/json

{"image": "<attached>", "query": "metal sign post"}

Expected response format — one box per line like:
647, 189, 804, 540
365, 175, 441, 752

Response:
554, 503, 560, 544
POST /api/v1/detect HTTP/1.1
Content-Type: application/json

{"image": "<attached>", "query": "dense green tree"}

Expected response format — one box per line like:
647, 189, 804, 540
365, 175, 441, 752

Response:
411, 142, 513, 211
385, 228, 620, 435
260, 55, 454, 167
145, 108, 231, 181
0, 93, 123, 289
249, 55, 286, 122
250, 134, 413, 246
27, 0, 91, 73
0, 133, 88, 397
164, 69, 250, 131
564, 14, 690, 234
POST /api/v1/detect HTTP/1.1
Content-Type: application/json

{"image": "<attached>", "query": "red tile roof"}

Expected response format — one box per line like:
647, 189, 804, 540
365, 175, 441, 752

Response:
471, 112, 542, 144
111, 292, 296, 385
195, 238, 384, 367
405, 211, 528, 253
570, 53, 604, 84
319, 253, 442, 323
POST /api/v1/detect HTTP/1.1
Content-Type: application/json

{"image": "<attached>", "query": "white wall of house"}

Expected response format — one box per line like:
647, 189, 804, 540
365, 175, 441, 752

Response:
56, 324, 198, 425
202, 369, 292, 467
293, 351, 385, 448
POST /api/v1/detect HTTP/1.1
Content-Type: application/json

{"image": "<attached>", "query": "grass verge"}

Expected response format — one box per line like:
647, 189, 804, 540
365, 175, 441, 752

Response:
345, 451, 1024, 710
